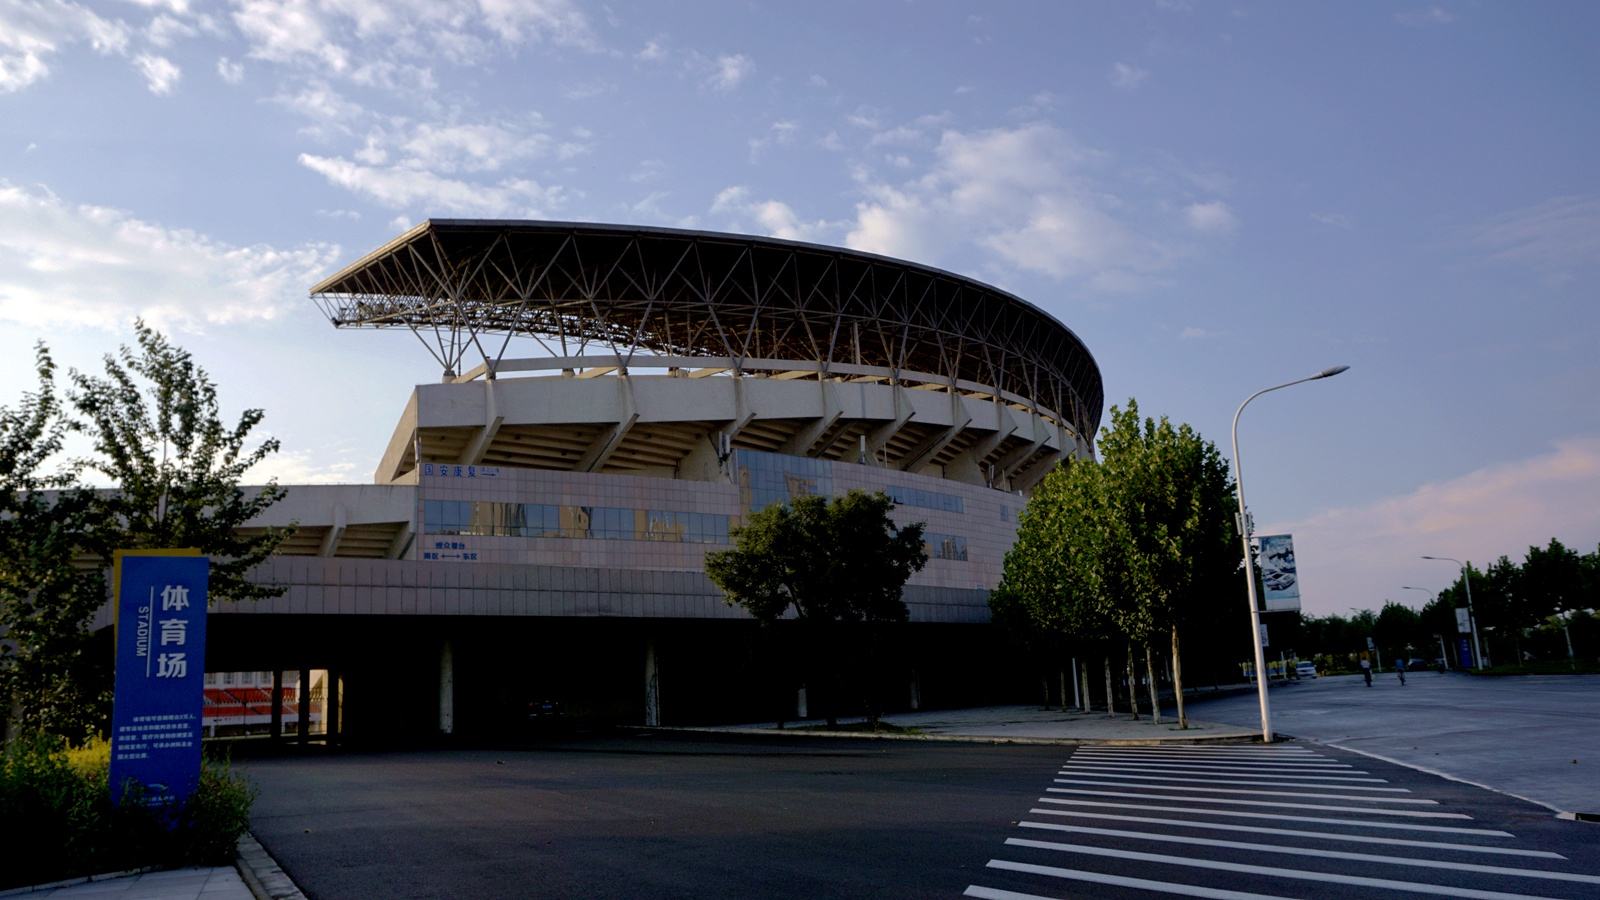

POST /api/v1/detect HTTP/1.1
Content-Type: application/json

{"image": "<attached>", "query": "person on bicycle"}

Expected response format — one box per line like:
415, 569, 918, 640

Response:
1359, 655, 1372, 687
1395, 656, 1407, 686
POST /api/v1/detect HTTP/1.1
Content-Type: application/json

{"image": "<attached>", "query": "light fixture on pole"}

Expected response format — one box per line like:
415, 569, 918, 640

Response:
1231, 364, 1349, 743
1421, 556, 1485, 670
1401, 586, 1445, 668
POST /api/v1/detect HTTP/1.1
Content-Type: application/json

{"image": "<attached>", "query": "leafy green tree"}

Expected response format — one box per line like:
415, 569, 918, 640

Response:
0, 348, 108, 741
705, 489, 927, 726
992, 455, 1130, 717
69, 322, 291, 603
1374, 600, 1425, 664
1095, 400, 1239, 728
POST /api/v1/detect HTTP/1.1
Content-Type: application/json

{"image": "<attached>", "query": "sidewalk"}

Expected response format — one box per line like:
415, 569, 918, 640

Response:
657, 703, 1261, 745
0, 867, 250, 900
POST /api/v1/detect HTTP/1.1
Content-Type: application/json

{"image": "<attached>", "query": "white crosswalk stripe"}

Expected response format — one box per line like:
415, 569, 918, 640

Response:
1056, 767, 1411, 791
965, 743, 1598, 899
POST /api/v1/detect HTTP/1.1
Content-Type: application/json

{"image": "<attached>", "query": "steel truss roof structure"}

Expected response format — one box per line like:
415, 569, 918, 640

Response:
311, 220, 1104, 440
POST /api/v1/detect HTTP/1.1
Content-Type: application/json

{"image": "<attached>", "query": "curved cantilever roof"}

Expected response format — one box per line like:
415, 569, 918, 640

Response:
311, 219, 1104, 439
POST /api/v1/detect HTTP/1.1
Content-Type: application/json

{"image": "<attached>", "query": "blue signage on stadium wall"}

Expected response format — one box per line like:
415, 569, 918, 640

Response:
110, 552, 209, 812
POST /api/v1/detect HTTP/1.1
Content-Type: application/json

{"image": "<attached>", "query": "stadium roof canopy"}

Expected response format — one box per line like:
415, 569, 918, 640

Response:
311, 219, 1104, 440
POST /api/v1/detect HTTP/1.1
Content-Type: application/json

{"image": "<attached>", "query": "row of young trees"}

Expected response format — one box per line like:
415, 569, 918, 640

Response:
0, 324, 287, 742
1293, 538, 1599, 668
990, 400, 1245, 728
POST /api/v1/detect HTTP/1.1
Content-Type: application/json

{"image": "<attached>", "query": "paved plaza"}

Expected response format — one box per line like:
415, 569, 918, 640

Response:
1184, 671, 1600, 816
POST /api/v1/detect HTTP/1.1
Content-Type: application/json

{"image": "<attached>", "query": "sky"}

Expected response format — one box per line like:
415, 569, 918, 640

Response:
0, 1, 1596, 616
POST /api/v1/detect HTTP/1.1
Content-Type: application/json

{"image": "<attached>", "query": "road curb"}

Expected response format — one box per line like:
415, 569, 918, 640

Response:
626, 724, 1265, 747
235, 831, 307, 900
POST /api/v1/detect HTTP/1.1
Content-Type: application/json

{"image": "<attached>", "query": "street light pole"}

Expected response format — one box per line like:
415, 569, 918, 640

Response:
1400, 586, 1445, 668
1421, 556, 1485, 670
1231, 364, 1349, 743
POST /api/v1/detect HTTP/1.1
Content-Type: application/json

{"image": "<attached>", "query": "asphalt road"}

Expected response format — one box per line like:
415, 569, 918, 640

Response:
1182, 671, 1600, 816
240, 733, 1600, 899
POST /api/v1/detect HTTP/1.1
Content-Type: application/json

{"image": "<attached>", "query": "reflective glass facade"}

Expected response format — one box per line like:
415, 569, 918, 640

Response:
734, 449, 834, 512
424, 499, 729, 544
925, 533, 969, 561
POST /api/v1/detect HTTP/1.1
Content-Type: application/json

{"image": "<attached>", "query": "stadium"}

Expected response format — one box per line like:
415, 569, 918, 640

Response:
186, 220, 1105, 741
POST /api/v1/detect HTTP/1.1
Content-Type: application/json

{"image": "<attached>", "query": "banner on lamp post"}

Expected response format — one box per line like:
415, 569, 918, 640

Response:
1256, 534, 1301, 612
1455, 607, 1472, 635
110, 551, 209, 813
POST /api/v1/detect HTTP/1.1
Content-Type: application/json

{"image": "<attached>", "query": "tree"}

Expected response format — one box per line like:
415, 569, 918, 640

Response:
69, 322, 291, 603
1374, 601, 1425, 663
1095, 401, 1239, 728
0, 347, 108, 741
704, 489, 927, 726
999, 401, 1238, 727
992, 455, 1129, 718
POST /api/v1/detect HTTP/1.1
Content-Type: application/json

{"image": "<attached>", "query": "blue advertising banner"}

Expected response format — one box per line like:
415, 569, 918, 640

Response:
110, 552, 209, 811
1458, 636, 1474, 669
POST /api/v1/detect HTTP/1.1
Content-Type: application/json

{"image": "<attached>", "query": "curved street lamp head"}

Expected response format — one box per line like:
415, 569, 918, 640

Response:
1315, 365, 1351, 379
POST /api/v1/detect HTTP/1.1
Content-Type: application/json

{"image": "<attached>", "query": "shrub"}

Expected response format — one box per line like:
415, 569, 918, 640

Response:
0, 735, 255, 890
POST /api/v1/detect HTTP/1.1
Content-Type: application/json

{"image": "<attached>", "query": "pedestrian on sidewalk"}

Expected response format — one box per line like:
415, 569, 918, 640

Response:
1395, 657, 1407, 686
1359, 654, 1372, 687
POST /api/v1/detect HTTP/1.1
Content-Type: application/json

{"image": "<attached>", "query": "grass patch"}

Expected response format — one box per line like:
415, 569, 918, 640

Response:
0, 734, 255, 891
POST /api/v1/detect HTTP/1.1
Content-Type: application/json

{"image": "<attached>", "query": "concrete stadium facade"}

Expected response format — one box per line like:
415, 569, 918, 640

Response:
194, 221, 1105, 741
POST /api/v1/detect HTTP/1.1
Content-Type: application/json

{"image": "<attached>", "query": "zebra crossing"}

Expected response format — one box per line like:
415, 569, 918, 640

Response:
963, 743, 1600, 899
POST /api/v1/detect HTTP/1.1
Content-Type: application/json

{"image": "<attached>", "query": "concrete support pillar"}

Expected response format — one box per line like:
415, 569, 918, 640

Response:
439, 640, 455, 735
643, 638, 661, 727
296, 667, 311, 745
269, 670, 283, 743
327, 670, 341, 744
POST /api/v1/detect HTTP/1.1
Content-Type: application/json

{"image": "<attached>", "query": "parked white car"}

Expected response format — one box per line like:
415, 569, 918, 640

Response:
1294, 661, 1317, 679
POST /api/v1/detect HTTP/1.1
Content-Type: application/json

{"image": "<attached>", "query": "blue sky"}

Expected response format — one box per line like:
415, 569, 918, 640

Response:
1, 1, 1596, 615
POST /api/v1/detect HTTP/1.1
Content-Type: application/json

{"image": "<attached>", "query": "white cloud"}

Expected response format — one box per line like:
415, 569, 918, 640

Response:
271, 80, 364, 124
807, 73, 827, 88
133, 53, 180, 94
707, 53, 752, 91
1110, 62, 1149, 90
231, 0, 350, 72
245, 446, 360, 485
0, 180, 337, 331
216, 55, 244, 83
0, 0, 130, 94
710, 186, 833, 243
229, 0, 597, 81
636, 38, 666, 61
1311, 211, 1352, 229
298, 153, 566, 216
400, 121, 550, 173
844, 123, 1169, 289
1179, 325, 1218, 340
144, 13, 196, 47
1268, 437, 1600, 616
1395, 6, 1455, 27
1466, 195, 1600, 274
1184, 200, 1238, 235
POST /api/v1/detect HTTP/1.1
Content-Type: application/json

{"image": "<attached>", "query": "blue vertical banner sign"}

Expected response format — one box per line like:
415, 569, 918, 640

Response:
110, 551, 209, 810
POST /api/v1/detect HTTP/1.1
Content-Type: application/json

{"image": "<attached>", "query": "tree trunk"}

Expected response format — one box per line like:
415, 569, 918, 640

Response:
1145, 643, 1161, 726
1172, 624, 1188, 730
1060, 669, 1069, 712
1041, 675, 1051, 710
1080, 662, 1091, 713
1103, 657, 1115, 719
1126, 643, 1140, 720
